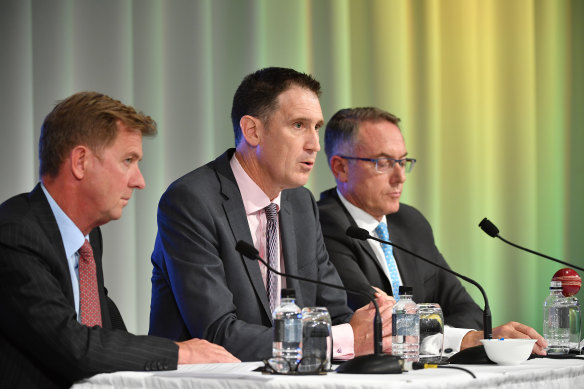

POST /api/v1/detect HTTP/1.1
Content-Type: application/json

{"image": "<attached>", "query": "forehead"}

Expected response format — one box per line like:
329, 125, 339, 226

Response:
355, 120, 405, 156
271, 85, 323, 120
108, 123, 143, 152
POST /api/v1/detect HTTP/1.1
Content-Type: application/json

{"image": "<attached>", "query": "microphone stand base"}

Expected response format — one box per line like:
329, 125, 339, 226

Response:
336, 353, 403, 374
447, 345, 494, 365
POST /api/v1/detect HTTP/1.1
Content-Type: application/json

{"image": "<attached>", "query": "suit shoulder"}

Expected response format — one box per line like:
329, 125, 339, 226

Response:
391, 203, 434, 234
0, 192, 35, 225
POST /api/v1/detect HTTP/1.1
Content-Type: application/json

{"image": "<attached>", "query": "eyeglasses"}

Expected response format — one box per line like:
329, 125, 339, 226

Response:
338, 155, 416, 173
261, 356, 327, 375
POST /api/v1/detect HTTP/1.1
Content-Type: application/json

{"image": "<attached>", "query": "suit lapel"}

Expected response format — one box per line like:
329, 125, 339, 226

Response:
29, 184, 75, 307
214, 151, 272, 319
328, 189, 389, 287
387, 215, 422, 295
279, 191, 301, 304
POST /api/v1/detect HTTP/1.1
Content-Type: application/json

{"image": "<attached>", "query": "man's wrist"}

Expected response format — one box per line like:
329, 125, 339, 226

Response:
460, 330, 483, 350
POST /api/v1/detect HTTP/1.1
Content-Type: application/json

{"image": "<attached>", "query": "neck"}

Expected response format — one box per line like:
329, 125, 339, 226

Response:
42, 176, 94, 235
337, 185, 384, 222
235, 149, 281, 201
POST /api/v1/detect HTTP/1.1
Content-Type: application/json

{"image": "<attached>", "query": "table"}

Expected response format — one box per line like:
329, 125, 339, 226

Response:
72, 358, 584, 389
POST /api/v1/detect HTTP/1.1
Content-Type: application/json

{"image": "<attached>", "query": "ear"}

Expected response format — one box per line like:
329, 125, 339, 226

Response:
239, 115, 262, 147
330, 155, 349, 183
70, 145, 89, 180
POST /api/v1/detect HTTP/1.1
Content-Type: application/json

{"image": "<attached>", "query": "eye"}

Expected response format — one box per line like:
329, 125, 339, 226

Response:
293, 122, 302, 129
377, 159, 390, 168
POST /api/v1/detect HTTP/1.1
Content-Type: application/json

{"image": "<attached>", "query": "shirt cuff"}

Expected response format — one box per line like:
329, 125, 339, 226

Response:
332, 323, 355, 360
443, 325, 474, 355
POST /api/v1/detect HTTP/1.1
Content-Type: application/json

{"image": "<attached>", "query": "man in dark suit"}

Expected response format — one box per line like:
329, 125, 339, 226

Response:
0, 92, 238, 389
318, 107, 547, 354
149, 68, 394, 362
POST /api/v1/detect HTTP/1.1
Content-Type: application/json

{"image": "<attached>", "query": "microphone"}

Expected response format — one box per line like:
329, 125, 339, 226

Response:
479, 218, 584, 272
346, 226, 494, 364
235, 240, 403, 374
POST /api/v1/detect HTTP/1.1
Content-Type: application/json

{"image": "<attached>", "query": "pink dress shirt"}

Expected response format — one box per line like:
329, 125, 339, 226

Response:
230, 154, 355, 359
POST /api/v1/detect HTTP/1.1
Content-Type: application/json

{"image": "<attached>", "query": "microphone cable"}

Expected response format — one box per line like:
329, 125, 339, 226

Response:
408, 362, 476, 378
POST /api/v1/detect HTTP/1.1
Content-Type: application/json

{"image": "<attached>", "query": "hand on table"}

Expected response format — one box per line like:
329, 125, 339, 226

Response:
177, 338, 241, 364
461, 321, 547, 355
350, 287, 396, 356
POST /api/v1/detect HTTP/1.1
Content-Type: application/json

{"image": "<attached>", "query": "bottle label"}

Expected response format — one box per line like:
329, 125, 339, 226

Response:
273, 319, 285, 342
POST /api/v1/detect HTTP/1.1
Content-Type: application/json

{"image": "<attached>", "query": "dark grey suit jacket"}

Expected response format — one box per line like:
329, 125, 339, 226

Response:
0, 184, 178, 389
149, 150, 353, 361
318, 188, 483, 330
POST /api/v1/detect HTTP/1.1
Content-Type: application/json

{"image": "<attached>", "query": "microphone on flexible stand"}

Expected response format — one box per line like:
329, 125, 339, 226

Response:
478, 218, 584, 272
235, 240, 403, 374
346, 226, 494, 364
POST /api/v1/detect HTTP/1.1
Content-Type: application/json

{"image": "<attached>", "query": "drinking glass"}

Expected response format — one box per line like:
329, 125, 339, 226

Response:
301, 307, 332, 371
418, 303, 445, 363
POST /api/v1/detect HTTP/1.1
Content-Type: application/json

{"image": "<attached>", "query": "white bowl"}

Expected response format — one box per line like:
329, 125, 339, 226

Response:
480, 338, 537, 365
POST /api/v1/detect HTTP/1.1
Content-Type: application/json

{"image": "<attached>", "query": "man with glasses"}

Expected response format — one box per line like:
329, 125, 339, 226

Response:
317, 107, 546, 354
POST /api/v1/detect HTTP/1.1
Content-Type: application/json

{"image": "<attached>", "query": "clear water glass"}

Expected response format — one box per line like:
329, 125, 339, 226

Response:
301, 307, 332, 371
418, 303, 445, 363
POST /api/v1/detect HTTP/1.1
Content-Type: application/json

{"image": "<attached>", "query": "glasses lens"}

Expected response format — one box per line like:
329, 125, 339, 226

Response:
297, 356, 323, 373
405, 159, 415, 173
267, 357, 290, 374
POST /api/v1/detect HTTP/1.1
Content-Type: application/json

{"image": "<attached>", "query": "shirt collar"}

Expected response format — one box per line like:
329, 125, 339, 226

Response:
41, 183, 87, 256
336, 188, 387, 235
230, 153, 282, 215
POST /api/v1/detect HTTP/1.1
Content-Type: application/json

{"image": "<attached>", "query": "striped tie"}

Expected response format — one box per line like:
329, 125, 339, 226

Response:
374, 222, 402, 301
264, 203, 279, 312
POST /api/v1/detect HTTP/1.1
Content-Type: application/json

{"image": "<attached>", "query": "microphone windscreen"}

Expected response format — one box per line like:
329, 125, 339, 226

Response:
479, 218, 499, 238
235, 240, 259, 259
346, 226, 370, 241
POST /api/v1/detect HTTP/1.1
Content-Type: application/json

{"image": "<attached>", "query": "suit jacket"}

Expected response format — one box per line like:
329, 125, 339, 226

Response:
0, 184, 178, 389
149, 149, 353, 361
317, 188, 483, 330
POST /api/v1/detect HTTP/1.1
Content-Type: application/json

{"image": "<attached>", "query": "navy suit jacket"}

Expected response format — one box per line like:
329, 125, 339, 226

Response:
317, 188, 483, 330
149, 150, 353, 361
0, 184, 178, 388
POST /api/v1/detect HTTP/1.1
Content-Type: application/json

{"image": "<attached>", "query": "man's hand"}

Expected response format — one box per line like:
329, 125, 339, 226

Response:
460, 321, 548, 355
349, 288, 395, 356
176, 338, 241, 364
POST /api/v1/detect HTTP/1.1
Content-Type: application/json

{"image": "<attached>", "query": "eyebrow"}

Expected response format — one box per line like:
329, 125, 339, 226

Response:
291, 116, 324, 127
375, 152, 409, 159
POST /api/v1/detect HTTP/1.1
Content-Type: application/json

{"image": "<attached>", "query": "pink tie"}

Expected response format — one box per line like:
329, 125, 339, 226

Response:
78, 240, 102, 327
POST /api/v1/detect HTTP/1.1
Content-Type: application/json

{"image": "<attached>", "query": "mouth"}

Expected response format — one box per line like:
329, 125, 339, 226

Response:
300, 161, 315, 169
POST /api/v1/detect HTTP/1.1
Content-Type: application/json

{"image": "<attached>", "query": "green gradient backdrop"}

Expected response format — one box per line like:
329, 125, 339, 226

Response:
1, 0, 583, 335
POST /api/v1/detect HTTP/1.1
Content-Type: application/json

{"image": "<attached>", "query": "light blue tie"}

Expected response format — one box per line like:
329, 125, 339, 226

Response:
374, 222, 402, 301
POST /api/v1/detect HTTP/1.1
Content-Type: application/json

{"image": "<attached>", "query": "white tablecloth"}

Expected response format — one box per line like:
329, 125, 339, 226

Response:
72, 358, 584, 389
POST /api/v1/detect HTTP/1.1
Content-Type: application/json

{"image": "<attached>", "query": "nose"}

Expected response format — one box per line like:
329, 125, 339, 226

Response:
389, 164, 406, 184
130, 165, 146, 189
305, 129, 321, 153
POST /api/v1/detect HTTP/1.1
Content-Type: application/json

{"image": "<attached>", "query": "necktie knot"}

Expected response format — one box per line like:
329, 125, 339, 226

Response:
375, 222, 390, 242
265, 203, 278, 221
78, 240, 93, 261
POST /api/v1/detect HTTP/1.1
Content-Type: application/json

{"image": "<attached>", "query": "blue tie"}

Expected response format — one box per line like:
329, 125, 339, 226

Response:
374, 222, 402, 301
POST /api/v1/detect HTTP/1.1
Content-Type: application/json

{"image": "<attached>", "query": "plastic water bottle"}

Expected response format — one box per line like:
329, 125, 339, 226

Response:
392, 286, 420, 361
272, 288, 302, 367
543, 281, 570, 355
566, 295, 581, 353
